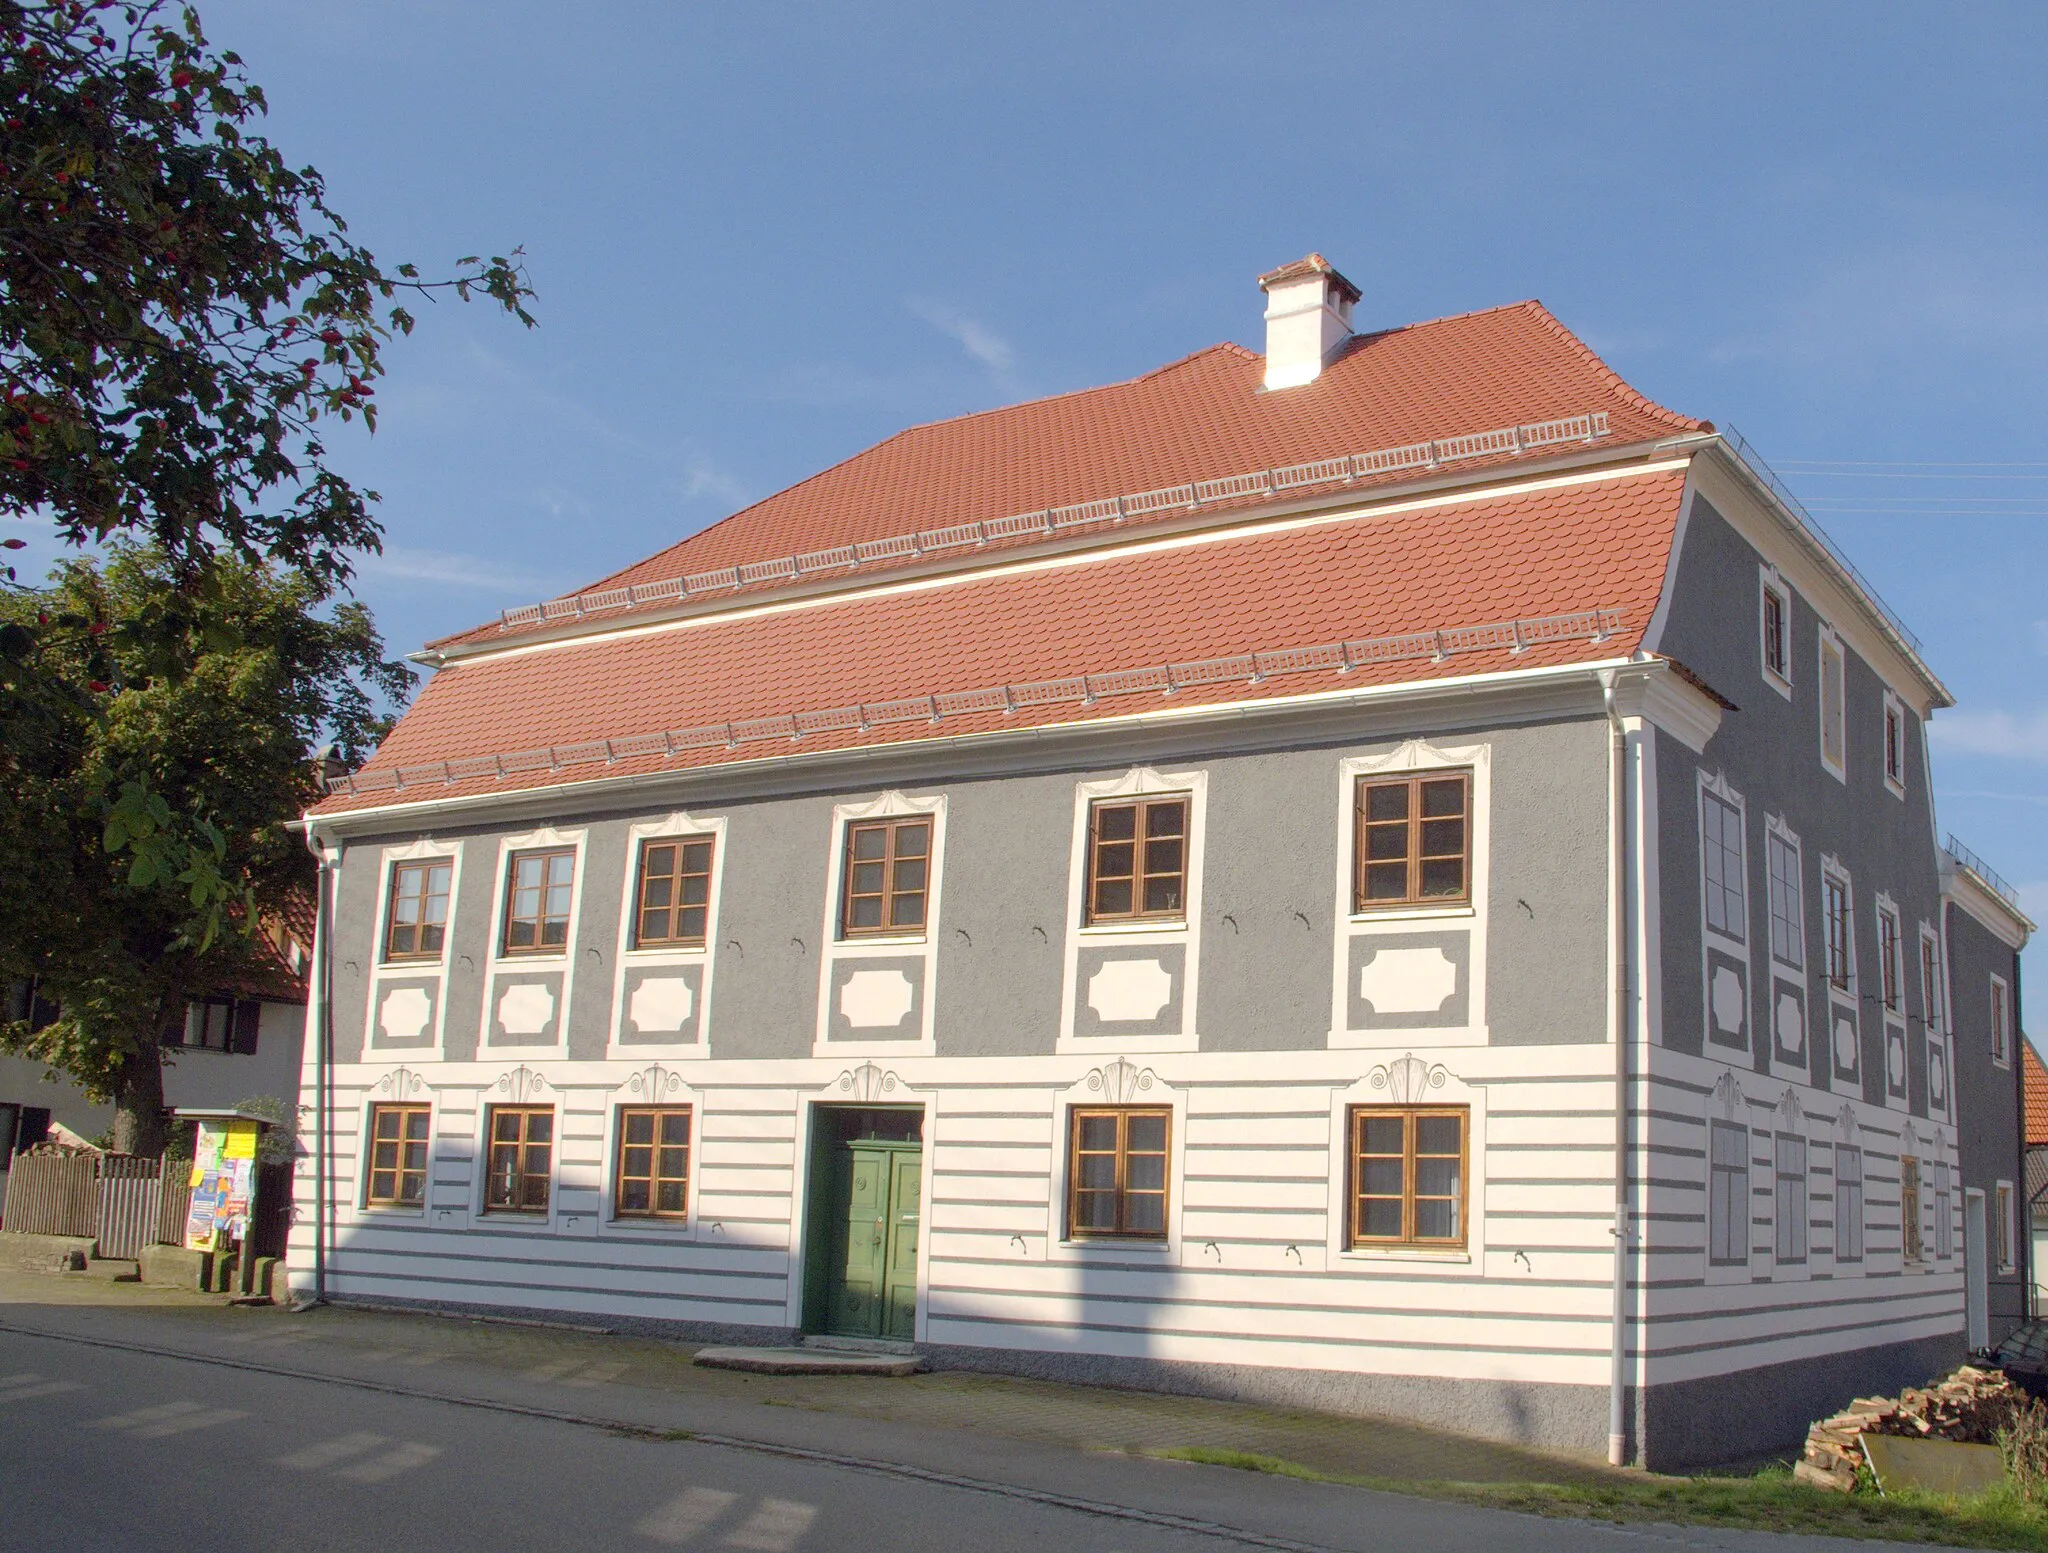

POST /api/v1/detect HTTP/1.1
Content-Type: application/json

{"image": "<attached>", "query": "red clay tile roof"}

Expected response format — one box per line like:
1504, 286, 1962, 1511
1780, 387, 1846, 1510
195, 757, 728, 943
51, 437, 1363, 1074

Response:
430, 300, 1703, 652
2025, 1041, 2048, 1148
219, 890, 315, 1002
314, 462, 1690, 816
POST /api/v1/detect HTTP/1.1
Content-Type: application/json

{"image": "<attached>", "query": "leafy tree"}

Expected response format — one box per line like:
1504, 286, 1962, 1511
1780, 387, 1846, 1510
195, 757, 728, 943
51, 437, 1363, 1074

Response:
0, 0, 537, 1152
0, 543, 408, 1155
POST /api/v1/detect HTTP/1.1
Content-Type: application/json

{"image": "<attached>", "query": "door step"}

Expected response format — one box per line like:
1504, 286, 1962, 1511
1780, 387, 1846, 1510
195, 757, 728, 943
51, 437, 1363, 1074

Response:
67, 1257, 141, 1282
693, 1346, 921, 1377
802, 1333, 917, 1357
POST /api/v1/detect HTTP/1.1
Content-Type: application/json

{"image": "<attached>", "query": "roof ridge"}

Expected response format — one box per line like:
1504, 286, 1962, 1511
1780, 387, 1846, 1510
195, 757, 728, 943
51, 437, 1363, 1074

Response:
1513, 300, 1704, 432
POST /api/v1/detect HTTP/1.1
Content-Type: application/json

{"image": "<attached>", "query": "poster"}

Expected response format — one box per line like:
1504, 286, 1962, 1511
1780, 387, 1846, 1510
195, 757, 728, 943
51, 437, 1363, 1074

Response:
183, 1119, 260, 1252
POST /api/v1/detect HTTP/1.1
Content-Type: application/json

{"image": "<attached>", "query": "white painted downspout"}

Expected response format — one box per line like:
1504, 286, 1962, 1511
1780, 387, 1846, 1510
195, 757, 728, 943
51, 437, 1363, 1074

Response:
301, 822, 335, 1306
1600, 670, 1632, 1467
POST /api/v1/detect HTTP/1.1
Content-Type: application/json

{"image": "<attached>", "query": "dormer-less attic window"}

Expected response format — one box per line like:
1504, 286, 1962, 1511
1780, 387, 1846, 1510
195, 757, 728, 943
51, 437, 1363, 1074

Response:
1818, 631, 1847, 782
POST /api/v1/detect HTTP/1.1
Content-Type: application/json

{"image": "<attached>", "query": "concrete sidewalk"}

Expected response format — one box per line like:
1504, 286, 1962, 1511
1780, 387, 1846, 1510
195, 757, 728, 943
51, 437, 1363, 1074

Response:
0, 1268, 1626, 1491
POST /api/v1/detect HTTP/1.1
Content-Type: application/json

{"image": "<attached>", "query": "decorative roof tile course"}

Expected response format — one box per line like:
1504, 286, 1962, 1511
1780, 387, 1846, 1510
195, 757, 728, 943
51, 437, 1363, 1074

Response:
314, 463, 1690, 816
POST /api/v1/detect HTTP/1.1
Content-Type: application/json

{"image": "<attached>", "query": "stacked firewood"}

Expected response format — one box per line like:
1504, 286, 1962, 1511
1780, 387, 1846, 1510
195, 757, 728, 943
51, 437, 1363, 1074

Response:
1795, 1367, 2023, 1491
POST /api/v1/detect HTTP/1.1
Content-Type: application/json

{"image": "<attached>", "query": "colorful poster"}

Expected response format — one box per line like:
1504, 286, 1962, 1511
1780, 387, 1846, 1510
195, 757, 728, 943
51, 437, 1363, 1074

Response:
183, 1120, 261, 1251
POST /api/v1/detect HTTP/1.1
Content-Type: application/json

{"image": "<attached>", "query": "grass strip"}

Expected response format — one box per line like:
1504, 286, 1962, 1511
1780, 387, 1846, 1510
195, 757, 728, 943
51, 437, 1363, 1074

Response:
1149, 1447, 2048, 1551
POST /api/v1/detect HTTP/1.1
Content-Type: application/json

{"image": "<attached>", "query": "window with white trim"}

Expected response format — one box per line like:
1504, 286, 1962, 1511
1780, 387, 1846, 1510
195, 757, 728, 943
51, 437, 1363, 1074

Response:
1819, 631, 1847, 780
1709, 1120, 1749, 1267
1998, 1181, 2016, 1272
1882, 691, 1907, 797
1760, 569, 1792, 693
1774, 1131, 1808, 1264
1920, 927, 1945, 1033
1836, 1144, 1864, 1262
1933, 1161, 1953, 1260
1901, 1155, 1922, 1263
1821, 865, 1854, 994
1991, 975, 2012, 1066
1700, 785, 1746, 942
1877, 901, 1903, 1015
1766, 823, 1804, 970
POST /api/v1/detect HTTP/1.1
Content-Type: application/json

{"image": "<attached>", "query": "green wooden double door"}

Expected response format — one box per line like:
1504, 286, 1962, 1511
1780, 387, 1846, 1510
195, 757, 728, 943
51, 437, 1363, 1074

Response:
816, 1138, 921, 1340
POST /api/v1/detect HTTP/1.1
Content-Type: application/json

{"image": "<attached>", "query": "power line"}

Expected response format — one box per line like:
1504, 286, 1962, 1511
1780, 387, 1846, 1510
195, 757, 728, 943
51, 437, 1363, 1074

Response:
1778, 459, 2048, 469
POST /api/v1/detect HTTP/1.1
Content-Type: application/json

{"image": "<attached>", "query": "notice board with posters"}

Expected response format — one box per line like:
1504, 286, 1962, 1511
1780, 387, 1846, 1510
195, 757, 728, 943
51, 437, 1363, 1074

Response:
184, 1118, 260, 1252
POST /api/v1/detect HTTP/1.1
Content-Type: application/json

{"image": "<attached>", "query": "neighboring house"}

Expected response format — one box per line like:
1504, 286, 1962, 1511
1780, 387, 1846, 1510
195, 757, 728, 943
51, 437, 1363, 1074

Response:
292, 255, 2028, 1469
2024, 1041, 2048, 1318
0, 900, 313, 1164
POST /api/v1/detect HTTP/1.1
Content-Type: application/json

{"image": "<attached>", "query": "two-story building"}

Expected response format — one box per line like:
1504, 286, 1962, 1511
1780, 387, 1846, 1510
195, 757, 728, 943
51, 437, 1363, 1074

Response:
291, 256, 2029, 1469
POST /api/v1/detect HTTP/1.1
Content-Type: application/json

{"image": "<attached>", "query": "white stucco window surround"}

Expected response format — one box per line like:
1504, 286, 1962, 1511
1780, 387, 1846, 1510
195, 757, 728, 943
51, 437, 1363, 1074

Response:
1817, 627, 1848, 784
1704, 1072, 1756, 1287
1758, 564, 1793, 701
1324, 1052, 1487, 1274
477, 824, 588, 1056
607, 811, 727, 1061
345, 1065, 435, 1222
1329, 738, 1490, 1051
593, 1062, 703, 1239
1990, 973, 2013, 1069
1044, 1056, 1188, 1265
364, 836, 464, 1060
470, 1063, 562, 1235
1057, 767, 1207, 1056
813, 790, 946, 1058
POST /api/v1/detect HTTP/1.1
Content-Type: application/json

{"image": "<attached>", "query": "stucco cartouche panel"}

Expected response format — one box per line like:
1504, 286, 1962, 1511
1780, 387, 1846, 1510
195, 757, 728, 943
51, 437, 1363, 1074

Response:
1946, 901, 2028, 1343
929, 770, 1072, 1058
1484, 717, 1612, 1046
1652, 496, 1944, 1094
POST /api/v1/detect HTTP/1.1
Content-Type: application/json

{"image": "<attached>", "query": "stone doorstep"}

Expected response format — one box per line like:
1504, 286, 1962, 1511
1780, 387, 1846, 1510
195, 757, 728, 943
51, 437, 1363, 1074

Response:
693, 1345, 923, 1378
67, 1257, 141, 1282
802, 1333, 918, 1357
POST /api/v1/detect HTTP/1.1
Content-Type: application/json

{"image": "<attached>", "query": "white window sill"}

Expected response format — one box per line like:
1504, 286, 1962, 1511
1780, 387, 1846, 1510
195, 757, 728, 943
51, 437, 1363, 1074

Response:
623, 944, 708, 960
1058, 1238, 1172, 1255
1077, 919, 1188, 937
356, 1205, 427, 1220
1339, 1247, 1471, 1265
380, 960, 448, 974
494, 954, 569, 968
1762, 669, 1793, 701
833, 934, 928, 950
1347, 904, 1475, 925
608, 1218, 693, 1235
1884, 776, 1907, 800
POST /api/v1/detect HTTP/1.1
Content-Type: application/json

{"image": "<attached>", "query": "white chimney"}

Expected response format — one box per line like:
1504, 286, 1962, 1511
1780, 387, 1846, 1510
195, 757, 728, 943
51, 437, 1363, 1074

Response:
1258, 253, 1360, 391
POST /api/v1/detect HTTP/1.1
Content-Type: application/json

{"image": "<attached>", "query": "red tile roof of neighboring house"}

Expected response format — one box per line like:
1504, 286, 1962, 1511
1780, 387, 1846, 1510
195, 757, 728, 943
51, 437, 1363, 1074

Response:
314, 461, 1690, 815
2024, 1041, 2048, 1149
429, 300, 1704, 651
222, 891, 315, 1003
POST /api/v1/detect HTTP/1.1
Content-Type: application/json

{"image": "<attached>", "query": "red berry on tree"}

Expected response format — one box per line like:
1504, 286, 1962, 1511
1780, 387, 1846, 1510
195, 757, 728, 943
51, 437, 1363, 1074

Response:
171, 70, 193, 88
319, 329, 343, 346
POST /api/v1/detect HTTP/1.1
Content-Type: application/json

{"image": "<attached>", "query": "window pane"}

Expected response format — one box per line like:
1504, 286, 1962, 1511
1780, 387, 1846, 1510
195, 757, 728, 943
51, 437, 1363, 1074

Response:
1094, 842, 1134, 878
656, 1179, 687, 1213
1126, 1113, 1167, 1152
1361, 1199, 1403, 1237
1365, 825, 1409, 862
849, 896, 883, 930
1364, 863, 1407, 900
1418, 859, 1464, 898
1144, 801, 1185, 838
1095, 804, 1136, 841
1079, 1114, 1118, 1151
621, 1180, 650, 1212
1420, 780, 1464, 817
1092, 879, 1133, 917
1074, 1192, 1116, 1229
851, 860, 885, 895
1361, 1158, 1404, 1196
527, 1112, 553, 1144
1143, 837, 1183, 876
678, 906, 706, 940
641, 876, 674, 910
1415, 1157, 1460, 1199
1142, 876, 1183, 914
892, 857, 927, 893
1418, 819, 1463, 857
1124, 1194, 1165, 1234
660, 1112, 691, 1146
852, 827, 886, 860
1078, 1154, 1117, 1190
891, 893, 925, 928
680, 875, 710, 907
1360, 1115, 1404, 1154
645, 844, 675, 877
1365, 784, 1409, 822
894, 822, 930, 858
1416, 1115, 1462, 1155
493, 1111, 522, 1143
419, 922, 445, 953
1415, 1198, 1459, 1240
1125, 1153, 1166, 1192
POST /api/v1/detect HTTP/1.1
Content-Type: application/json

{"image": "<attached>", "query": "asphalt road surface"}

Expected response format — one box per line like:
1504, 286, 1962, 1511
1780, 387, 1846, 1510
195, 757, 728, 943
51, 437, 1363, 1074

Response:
0, 1320, 1936, 1553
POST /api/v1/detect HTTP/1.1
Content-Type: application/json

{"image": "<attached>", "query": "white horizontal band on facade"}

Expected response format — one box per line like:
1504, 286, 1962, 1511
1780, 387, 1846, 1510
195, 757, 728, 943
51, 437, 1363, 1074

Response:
325, 605, 1627, 797
494, 410, 1614, 633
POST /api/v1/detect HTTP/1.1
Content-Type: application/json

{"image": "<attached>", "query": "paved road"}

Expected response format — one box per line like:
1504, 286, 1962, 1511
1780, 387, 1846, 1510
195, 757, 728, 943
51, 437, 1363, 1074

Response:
0, 1314, 1933, 1552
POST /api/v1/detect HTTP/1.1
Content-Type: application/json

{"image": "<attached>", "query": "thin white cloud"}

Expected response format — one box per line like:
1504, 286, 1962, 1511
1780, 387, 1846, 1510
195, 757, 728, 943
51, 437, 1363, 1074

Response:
354, 546, 553, 595
1929, 707, 2048, 763
907, 298, 1017, 376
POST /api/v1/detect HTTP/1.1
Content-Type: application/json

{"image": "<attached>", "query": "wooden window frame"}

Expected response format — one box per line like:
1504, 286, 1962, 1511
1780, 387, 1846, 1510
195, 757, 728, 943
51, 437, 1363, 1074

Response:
612, 1105, 692, 1221
1083, 794, 1190, 926
1882, 695, 1906, 793
1821, 869, 1853, 993
1708, 1120, 1749, 1267
364, 1103, 431, 1208
1345, 1105, 1469, 1251
1066, 1106, 1171, 1241
1700, 785, 1746, 942
1900, 1155, 1922, 1263
1761, 578, 1790, 684
1997, 1181, 2016, 1271
501, 846, 576, 956
1773, 1131, 1808, 1264
1765, 824, 1804, 970
1877, 903, 1903, 1013
838, 816, 932, 939
1836, 1144, 1865, 1262
482, 1104, 554, 1214
631, 835, 715, 950
383, 857, 452, 962
1920, 929, 1945, 1032
1819, 632, 1848, 778
1991, 976, 2012, 1066
1351, 770, 1473, 913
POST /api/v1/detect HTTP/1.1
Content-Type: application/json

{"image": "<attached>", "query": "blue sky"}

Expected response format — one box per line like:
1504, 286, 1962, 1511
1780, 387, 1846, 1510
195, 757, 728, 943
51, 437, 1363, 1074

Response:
27, 4, 2048, 990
